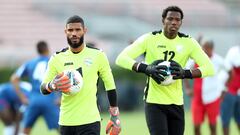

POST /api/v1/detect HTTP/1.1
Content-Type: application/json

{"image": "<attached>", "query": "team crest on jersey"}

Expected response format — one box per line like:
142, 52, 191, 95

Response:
84, 58, 93, 66
176, 45, 183, 52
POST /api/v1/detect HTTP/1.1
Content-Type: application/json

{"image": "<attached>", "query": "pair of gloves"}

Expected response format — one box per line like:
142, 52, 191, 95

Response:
137, 60, 192, 84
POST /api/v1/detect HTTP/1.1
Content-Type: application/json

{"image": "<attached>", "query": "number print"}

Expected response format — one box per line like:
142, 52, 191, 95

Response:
163, 51, 175, 61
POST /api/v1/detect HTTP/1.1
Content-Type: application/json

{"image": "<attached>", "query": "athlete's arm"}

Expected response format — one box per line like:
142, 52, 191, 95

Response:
40, 55, 71, 95
115, 34, 147, 70
190, 39, 214, 78
98, 51, 121, 135
10, 64, 28, 105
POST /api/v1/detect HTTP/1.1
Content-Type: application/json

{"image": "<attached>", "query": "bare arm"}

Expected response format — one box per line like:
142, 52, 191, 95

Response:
10, 74, 28, 105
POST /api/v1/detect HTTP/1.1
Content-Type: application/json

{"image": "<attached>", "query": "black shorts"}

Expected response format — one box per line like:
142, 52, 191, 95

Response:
145, 102, 185, 135
60, 121, 100, 135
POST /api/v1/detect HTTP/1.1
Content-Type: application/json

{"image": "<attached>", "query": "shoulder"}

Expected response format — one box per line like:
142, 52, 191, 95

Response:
85, 45, 104, 54
151, 30, 163, 35
134, 31, 161, 43
55, 47, 69, 55
86, 44, 101, 51
177, 32, 190, 38
228, 46, 239, 53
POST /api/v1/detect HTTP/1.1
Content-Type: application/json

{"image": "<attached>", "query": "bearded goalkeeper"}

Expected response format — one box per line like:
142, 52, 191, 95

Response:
40, 15, 121, 135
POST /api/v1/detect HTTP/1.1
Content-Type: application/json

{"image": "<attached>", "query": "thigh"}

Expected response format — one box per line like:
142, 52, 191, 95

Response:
43, 104, 59, 130
60, 122, 100, 135
167, 105, 185, 135
206, 98, 221, 125
0, 105, 15, 125
191, 99, 204, 125
145, 103, 168, 135
22, 103, 41, 128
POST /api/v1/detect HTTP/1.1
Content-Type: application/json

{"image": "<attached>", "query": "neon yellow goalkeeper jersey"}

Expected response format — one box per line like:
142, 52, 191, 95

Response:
116, 30, 214, 105
42, 44, 116, 126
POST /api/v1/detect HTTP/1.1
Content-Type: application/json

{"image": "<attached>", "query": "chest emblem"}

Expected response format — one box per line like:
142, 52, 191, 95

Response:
84, 58, 93, 66
176, 45, 183, 52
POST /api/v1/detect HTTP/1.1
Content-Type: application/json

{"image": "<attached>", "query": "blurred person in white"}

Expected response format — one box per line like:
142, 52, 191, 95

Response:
115, 5, 214, 135
184, 40, 224, 135
218, 45, 240, 135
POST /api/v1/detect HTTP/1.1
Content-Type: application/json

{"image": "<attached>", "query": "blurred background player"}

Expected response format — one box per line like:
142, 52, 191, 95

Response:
184, 40, 224, 135
116, 6, 214, 135
40, 15, 121, 135
0, 81, 31, 135
10, 41, 60, 135
219, 45, 240, 135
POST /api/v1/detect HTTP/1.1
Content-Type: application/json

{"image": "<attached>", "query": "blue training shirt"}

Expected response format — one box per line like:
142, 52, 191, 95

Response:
15, 56, 58, 101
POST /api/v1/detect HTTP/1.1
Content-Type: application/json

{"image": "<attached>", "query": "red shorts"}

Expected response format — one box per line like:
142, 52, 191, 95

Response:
191, 97, 221, 125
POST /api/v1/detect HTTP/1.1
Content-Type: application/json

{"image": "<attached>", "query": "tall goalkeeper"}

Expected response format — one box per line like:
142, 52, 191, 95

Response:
116, 6, 214, 135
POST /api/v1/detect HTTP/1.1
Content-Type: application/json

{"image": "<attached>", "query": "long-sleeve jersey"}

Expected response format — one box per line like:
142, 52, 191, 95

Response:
116, 30, 214, 105
42, 45, 116, 126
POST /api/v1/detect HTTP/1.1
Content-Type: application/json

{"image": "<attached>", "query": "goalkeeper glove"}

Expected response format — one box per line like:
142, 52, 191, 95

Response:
106, 107, 121, 135
135, 60, 168, 84
46, 73, 71, 93
169, 60, 192, 79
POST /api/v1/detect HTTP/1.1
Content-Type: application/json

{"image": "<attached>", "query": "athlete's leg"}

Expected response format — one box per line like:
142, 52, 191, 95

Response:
234, 95, 240, 133
167, 105, 185, 135
145, 103, 168, 135
192, 99, 204, 135
22, 103, 41, 135
43, 103, 59, 132
206, 98, 220, 135
0, 100, 17, 135
220, 92, 235, 135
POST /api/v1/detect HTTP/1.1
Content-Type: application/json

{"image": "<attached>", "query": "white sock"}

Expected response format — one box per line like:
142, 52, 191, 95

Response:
3, 125, 15, 135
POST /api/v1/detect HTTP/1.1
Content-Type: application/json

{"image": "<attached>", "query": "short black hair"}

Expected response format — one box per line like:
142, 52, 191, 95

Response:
66, 15, 85, 27
37, 40, 48, 54
162, 6, 184, 19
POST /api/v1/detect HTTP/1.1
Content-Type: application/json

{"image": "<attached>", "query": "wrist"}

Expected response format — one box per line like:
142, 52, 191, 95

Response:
184, 69, 193, 79
46, 82, 56, 92
135, 63, 148, 73
109, 106, 119, 116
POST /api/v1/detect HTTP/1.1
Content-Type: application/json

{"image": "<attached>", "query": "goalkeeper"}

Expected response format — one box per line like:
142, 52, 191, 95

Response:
115, 6, 214, 135
40, 15, 121, 135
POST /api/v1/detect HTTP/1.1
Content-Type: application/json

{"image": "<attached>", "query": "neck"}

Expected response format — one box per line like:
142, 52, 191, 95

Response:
70, 43, 84, 53
164, 31, 177, 39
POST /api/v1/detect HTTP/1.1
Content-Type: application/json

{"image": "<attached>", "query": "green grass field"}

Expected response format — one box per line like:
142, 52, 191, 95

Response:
0, 110, 238, 135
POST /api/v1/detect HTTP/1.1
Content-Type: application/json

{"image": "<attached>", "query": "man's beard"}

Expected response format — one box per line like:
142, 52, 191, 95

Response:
67, 36, 84, 48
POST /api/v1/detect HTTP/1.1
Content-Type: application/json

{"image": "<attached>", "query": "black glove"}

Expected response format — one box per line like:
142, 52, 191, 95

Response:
169, 60, 192, 79
135, 60, 168, 84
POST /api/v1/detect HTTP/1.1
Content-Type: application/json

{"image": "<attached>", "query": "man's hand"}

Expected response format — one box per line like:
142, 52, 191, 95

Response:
145, 60, 168, 84
170, 60, 192, 79
106, 107, 121, 135
48, 73, 71, 92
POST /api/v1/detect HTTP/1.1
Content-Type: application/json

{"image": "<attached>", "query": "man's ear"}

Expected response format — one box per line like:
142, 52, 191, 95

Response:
83, 27, 87, 34
162, 18, 164, 24
64, 29, 67, 34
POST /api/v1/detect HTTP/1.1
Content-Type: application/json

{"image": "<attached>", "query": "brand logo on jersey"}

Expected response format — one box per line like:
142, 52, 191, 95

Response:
64, 62, 74, 66
157, 45, 166, 48
84, 58, 93, 66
